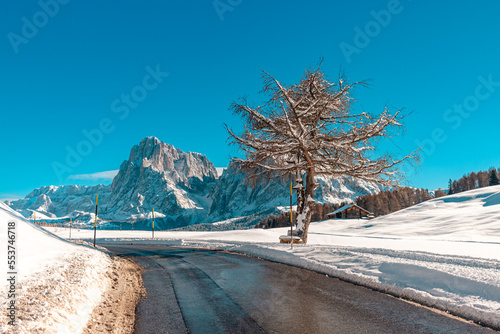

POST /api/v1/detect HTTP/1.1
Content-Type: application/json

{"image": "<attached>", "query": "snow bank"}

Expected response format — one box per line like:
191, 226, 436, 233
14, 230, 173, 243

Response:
0, 202, 112, 333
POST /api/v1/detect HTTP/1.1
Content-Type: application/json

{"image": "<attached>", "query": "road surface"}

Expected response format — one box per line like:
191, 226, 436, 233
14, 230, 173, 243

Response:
103, 244, 497, 334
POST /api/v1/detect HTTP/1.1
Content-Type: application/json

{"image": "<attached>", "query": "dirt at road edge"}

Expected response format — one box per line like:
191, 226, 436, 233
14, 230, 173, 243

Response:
83, 256, 144, 334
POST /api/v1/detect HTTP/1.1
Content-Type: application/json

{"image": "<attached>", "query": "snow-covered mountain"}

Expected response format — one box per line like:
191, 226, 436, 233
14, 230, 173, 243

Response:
8, 136, 385, 229
103, 136, 218, 227
10, 137, 218, 228
10, 184, 110, 220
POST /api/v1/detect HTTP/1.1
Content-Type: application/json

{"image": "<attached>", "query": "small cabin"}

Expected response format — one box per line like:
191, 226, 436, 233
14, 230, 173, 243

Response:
326, 204, 373, 219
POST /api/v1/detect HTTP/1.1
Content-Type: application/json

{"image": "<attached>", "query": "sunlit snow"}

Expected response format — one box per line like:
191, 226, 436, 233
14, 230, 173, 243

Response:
47, 185, 500, 329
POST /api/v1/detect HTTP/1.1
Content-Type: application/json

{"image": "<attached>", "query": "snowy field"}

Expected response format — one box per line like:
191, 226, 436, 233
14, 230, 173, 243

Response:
47, 185, 500, 330
0, 202, 112, 333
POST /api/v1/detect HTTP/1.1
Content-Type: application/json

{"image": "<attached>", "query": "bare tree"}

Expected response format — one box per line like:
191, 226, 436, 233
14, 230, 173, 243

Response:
226, 62, 419, 243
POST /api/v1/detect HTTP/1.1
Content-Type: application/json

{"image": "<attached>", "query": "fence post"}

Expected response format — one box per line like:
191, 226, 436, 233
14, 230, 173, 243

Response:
93, 194, 99, 247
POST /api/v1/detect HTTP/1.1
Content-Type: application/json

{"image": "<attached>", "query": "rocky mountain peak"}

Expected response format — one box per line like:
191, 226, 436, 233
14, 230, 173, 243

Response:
124, 136, 217, 181
105, 137, 219, 223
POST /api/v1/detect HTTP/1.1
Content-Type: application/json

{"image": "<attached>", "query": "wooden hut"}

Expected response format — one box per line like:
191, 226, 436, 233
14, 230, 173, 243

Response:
326, 204, 373, 219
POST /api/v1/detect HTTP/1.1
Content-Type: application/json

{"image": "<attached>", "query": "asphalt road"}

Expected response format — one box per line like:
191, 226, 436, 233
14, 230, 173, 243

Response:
102, 244, 497, 334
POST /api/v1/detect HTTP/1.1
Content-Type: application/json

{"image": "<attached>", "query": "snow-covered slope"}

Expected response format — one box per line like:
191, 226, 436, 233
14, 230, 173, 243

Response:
0, 202, 111, 333
329, 184, 500, 241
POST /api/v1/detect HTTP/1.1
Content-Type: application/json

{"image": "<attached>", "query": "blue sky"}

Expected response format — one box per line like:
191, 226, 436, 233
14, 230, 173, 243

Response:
1, 0, 500, 200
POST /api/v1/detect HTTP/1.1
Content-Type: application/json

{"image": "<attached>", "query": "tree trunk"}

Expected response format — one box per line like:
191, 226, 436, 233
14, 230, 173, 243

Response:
295, 169, 305, 227
295, 168, 317, 244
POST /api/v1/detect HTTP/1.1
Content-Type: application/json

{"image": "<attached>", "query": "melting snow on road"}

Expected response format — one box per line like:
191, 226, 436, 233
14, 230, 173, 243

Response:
48, 185, 500, 330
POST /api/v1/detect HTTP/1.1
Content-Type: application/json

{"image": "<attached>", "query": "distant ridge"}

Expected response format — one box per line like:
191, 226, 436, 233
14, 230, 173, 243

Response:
9, 137, 385, 230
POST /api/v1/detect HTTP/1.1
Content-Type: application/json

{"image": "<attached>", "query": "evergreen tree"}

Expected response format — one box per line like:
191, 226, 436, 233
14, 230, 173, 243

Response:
399, 188, 410, 207
435, 189, 447, 198
415, 189, 422, 203
379, 192, 390, 215
489, 168, 499, 186
364, 194, 376, 214
388, 191, 401, 212
447, 179, 453, 195
469, 172, 478, 190
372, 196, 383, 216
421, 189, 432, 201
478, 171, 489, 187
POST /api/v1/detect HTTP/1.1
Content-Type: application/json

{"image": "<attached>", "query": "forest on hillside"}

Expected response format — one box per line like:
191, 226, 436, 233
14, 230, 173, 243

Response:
256, 187, 437, 229
448, 167, 500, 195
356, 187, 436, 216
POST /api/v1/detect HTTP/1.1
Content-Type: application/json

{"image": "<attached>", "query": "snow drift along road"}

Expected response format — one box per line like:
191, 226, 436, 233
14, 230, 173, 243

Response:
0, 202, 112, 334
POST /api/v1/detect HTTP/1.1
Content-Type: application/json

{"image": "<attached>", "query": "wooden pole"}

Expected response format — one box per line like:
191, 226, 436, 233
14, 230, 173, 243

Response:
93, 194, 99, 247
290, 180, 293, 249
69, 218, 72, 240
152, 208, 155, 239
